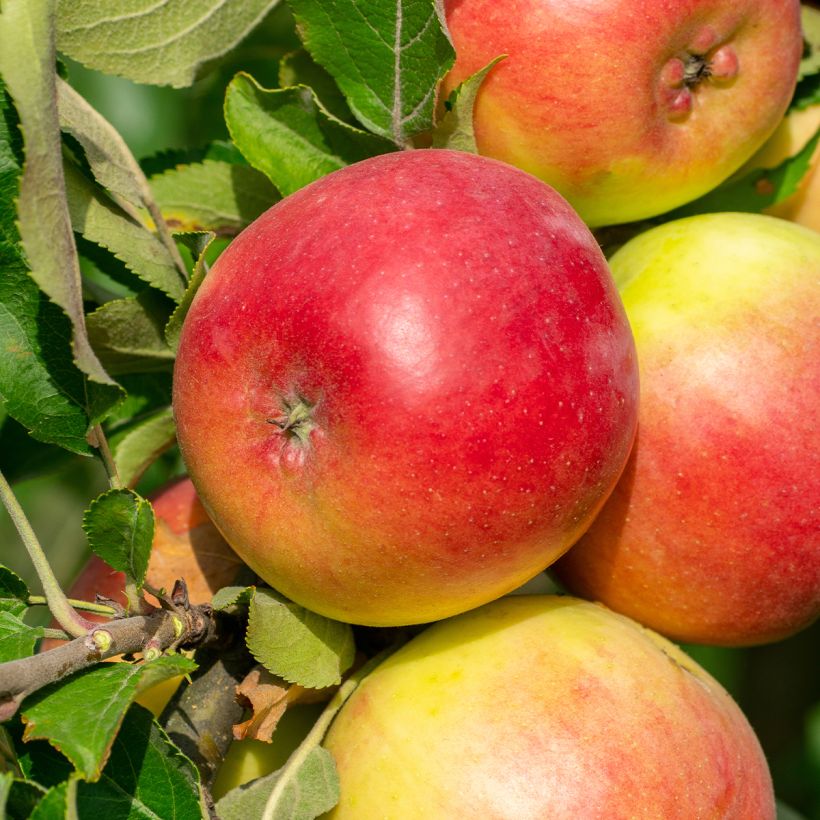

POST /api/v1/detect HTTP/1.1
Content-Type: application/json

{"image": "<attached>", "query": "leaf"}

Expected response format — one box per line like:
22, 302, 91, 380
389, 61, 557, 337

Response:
63, 159, 186, 303
0, 0, 119, 396
279, 50, 354, 122
211, 585, 256, 611
9, 720, 73, 788
6, 778, 48, 819
0, 612, 43, 663
28, 779, 76, 820
246, 589, 355, 689
288, 0, 455, 145
82, 488, 155, 586
0, 85, 98, 453
0, 770, 9, 814
86, 291, 176, 375
215, 745, 339, 820
791, 72, 820, 111
56, 77, 148, 210
149, 159, 278, 234
21, 656, 196, 782
109, 406, 176, 489
164, 233, 215, 352
233, 666, 333, 743
56, 0, 282, 89
672, 127, 820, 217
74, 705, 204, 819
0, 266, 102, 455
225, 74, 394, 197
0, 566, 29, 617
432, 56, 504, 152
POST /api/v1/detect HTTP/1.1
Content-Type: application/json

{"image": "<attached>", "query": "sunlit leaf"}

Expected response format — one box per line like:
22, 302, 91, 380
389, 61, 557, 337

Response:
0, 0, 119, 396
82, 488, 154, 586
288, 0, 455, 144
246, 589, 354, 689
149, 159, 277, 235
22, 656, 196, 782
56, 0, 282, 89
432, 56, 504, 152
215, 746, 338, 820
225, 74, 393, 196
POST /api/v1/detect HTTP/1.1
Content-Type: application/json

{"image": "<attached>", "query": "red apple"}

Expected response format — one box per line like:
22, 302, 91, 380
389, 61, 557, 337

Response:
441, 0, 802, 227
172, 150, 639, 627
554, 213, 820, 646
324, 596, 775, 818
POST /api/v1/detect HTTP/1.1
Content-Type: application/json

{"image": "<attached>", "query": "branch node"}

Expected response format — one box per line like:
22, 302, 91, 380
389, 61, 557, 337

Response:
89, 629, 113, 653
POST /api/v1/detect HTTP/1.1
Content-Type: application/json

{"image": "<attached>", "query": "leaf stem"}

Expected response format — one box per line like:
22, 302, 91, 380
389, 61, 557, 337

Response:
28, 596, 117, 616
0, 469, 93, 639
89, 423, 122, 489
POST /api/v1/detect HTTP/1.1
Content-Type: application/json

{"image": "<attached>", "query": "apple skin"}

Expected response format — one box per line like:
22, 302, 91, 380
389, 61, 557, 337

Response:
323, 595, 774, 818
172, 149, 639, 627
554, 213, 820, 646
441, 0, 801, 227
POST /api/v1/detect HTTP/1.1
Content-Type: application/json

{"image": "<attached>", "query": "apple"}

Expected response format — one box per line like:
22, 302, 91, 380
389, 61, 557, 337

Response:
441, 0, 802, 227
42, 476, 244, 715
172, 149, 639, 627
554, 213, 820, 646
323, 595, 775, 818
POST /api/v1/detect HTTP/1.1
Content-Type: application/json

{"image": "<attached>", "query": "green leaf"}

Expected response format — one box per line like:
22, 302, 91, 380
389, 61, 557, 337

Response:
0, 566, 29, 616
672, 127, 820, 217
86, 291, 176, 375
21, 656, 196, 782
0, 770, 10, 814
279, 50, 354, 122
56, 77, 149, 211
0, 0, 119, 395
82, 488, 155, 586
0, 612, 43, 663
56, 0, 282, 89
211, 585, 255, 611
28, 779, 76, 820
432, 56, 505, 152
799, 5, 820, 81
791, 72, 820, 111
9, 719, 73, 788
149, 159, 278, 235
246, 589, 354, 689
164, 233, 216, 352
288, 0, 455, 145
5, 778, 47, 819
109, 406, 176, 489
74, 705, 204, 819
215, 745, 339, 820
226, 74, 394, 197
64, 160, 186, 303
0, 265, 102, 455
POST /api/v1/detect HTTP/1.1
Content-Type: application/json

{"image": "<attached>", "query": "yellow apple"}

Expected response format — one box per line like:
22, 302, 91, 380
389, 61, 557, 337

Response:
324, 596, 774, 817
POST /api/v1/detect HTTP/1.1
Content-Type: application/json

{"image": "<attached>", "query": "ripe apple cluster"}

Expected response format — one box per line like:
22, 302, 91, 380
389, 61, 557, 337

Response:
67, 0, 819, 811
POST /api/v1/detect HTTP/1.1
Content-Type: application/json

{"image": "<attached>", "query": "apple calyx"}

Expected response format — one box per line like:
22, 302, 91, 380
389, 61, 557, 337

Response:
267, 395, 317, 446
683, 53, 711, 87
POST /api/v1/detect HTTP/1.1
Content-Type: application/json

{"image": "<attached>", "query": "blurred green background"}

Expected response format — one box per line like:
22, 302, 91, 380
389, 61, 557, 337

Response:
0, 5, 818, 815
